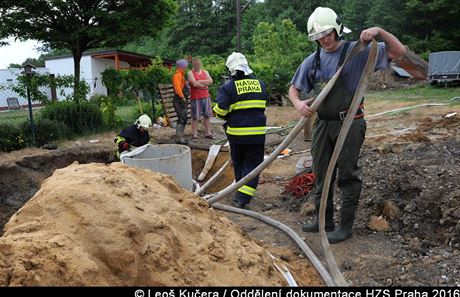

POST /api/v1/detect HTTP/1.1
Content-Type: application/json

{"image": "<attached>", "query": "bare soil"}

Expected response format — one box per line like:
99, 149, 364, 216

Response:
1, 99, 459, 286
0, 162, 322, 285
0, 120, 320, 286
368, 68, 421, 91
220, 107, 460, 286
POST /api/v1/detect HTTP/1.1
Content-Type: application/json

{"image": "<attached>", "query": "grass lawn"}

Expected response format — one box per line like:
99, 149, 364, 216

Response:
115, 105, 136, 123
368, 84, 460, 103
1, 85, 458, 127
0, 109, 39, 126
0, 104, 139, 127
364, 85, 460, 116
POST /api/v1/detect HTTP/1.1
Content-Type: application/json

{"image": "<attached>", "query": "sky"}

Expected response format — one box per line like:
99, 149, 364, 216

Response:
0, 38, 43, 69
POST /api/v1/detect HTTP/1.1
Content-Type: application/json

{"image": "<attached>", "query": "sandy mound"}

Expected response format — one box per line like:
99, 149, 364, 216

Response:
0, 162, 284, 286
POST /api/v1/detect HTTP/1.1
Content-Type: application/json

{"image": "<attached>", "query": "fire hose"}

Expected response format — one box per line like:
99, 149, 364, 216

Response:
203, 40, 378, 286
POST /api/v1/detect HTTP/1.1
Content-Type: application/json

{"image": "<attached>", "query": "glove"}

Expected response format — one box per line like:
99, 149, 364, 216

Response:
119, 141, 129, 152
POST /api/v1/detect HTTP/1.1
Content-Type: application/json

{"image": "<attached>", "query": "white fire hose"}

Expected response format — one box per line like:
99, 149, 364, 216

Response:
202, 40, 378, 286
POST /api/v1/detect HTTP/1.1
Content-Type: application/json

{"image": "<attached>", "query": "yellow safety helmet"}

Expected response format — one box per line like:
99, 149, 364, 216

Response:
307, 7, 351, 41
135, 114, 152, 129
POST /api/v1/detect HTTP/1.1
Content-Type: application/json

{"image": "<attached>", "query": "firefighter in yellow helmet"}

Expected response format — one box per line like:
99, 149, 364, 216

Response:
114, 114, 152, 159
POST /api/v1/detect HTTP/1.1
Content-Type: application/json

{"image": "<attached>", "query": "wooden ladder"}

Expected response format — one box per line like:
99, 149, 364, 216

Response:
158, 83, 191, 126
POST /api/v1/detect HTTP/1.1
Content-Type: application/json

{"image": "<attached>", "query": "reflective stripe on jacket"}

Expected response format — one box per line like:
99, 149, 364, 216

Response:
114, 124, 150, 156
213, 75, 268, 144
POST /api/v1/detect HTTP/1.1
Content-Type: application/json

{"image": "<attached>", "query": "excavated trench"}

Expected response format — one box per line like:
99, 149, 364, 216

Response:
0, 146, 235, 234
0, 146, 116, 234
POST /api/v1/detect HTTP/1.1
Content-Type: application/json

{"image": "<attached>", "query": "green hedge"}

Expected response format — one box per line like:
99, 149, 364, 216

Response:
0, 123, 27, 152
40, 101, 104, 135
21, 118, 71, 146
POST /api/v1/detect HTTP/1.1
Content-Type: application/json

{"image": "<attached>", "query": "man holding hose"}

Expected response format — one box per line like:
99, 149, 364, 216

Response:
289, 7, 405, 243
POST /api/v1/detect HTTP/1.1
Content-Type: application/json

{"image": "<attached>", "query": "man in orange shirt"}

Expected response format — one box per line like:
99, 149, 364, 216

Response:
172, 59, 189, 144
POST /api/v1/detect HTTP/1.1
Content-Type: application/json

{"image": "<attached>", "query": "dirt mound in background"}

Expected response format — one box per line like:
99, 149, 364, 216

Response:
368, 68, 420, 91
0, 162, 284, 286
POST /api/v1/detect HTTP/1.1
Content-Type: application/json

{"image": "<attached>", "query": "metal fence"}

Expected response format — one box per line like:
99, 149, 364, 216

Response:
0, 78, 161, 130
0, 83, 42, 127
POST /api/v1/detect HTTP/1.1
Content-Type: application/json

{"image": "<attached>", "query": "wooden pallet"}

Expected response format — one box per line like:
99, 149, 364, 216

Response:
158, 83, 192, 126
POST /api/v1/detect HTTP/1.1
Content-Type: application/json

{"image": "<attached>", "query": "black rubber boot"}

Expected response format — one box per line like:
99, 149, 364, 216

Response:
303, 188, 335, 233
232, 195, 249, 209
327, 205, 356, 244
302, 214, 335, 232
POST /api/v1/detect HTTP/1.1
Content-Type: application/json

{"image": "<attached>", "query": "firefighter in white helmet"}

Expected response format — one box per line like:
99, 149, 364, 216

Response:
114, 114, 152, 159
289, 7, 406, 243
213, 52, 268, 209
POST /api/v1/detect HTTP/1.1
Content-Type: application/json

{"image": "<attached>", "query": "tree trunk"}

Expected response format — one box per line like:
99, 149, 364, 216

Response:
72, 50, 82, 103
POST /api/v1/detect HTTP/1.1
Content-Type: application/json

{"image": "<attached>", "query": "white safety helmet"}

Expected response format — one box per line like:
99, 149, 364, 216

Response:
307, 7, 351, 41
135, 114, 152, 129
226, 52, 253, 76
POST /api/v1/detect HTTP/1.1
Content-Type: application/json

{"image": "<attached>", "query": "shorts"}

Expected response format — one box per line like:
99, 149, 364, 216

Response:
191, 97, 212, 120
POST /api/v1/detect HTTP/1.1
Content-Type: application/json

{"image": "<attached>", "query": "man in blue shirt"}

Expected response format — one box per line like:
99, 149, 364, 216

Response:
289, 7, 406, 243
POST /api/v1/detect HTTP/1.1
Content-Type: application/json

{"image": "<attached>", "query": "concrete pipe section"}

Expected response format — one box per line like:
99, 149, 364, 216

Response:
120, 144, 193, 190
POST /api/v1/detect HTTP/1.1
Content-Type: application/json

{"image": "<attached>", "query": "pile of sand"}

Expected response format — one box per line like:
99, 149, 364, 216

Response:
0, 162, 284, 286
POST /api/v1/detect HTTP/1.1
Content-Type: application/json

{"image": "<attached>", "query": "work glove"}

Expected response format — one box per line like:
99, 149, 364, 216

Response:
119, 141, 129, 152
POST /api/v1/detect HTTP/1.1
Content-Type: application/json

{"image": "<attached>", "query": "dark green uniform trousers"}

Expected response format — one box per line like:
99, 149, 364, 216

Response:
310, 118, 366, 224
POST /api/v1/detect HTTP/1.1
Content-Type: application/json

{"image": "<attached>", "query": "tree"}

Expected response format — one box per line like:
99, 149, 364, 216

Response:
341, 0, 372, 40
240, 1, 267, 53
123, 0, 240, 58
8, 56, 46, 68
365, 0, 406, 39
253, 19, 315, 95
403, 0, 460, 53
0, 0, 177, 101
115, 0, 459, 59
164, 0, 237, 56
256, 0, 333, 33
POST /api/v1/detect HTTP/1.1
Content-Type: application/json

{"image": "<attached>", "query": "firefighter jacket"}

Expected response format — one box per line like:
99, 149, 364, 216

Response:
213, 74, 268, 144
114, 124, 150, 155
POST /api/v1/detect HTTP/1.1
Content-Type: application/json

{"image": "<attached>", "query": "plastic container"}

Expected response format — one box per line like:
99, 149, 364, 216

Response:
121, 144, 193, 190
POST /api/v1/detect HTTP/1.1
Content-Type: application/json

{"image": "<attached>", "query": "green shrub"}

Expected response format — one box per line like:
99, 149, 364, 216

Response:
21, 118, 71, 146
0, 123, 26, 152
252, 19, 315, 96
88, 93, 107, 106
101, 68, 124, 98
40, 101, 104, 135
74, 80, 90, 103
89, 94, 123, 129
10, 73, 74, 104
101, 99, 123, 129
101, 58, 172, 106
130, 101, 164, 124
201, 55, 227, 99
